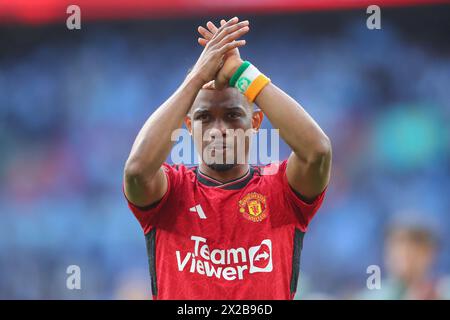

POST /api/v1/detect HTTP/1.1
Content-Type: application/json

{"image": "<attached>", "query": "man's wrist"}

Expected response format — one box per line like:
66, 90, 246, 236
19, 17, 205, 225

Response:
229, 60, 271, 102
228, 58, 244, 80
183, 72, 207, 91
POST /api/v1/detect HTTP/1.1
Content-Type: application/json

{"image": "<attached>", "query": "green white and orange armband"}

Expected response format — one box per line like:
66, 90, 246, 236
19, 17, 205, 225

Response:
229, 61, 271, 103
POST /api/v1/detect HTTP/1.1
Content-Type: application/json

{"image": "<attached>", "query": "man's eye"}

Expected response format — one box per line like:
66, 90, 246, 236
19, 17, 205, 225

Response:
228, 112, 241, 119
196, 114, 209, 121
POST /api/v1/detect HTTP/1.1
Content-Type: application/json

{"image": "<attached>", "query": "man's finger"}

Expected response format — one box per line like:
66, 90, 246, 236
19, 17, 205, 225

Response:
206, 21, 219, 34
218, 39, 246, 55
198, 26, 213, 40
210, 17, 239, 41
221, 16, 238, 29
210, 20, 249, 46
198, 37, 208, 46
216, 25, 249, 49
198, 19, 235, 45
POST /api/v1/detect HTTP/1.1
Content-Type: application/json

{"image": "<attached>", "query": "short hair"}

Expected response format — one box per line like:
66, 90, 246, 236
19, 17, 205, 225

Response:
386, 225, 438, 248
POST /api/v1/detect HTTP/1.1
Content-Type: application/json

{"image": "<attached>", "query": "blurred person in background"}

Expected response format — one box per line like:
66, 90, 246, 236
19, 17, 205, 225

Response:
358, 220, 445, 299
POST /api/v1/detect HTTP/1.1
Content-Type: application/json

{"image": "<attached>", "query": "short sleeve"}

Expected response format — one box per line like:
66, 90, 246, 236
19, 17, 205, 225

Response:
123, 163, 185, 234
263, 160, 327, 231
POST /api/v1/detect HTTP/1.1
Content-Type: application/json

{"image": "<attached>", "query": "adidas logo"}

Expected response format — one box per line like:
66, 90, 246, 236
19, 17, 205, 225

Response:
189, 204, 207, 219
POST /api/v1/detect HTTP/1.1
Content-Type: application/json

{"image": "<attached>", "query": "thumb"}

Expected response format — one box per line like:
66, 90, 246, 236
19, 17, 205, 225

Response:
202, 80, 216, 89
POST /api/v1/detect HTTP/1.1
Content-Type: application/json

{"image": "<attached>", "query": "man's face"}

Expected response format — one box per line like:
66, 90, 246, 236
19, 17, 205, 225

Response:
385, 229, 436, 284
186, 88, 260, 171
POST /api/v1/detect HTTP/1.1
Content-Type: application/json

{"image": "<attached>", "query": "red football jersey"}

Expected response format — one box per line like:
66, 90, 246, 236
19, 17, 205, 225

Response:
124, 160, 326, 300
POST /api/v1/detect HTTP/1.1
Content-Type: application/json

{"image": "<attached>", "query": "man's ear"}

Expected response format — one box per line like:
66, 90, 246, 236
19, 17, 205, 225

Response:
185, 116, 192, 135
252, 110, 264, 132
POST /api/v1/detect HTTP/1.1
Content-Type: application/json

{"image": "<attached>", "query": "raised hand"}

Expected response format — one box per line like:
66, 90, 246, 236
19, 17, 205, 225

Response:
197, 18, 248, 90
198, 19, 242, 61
189, 17, 249, 88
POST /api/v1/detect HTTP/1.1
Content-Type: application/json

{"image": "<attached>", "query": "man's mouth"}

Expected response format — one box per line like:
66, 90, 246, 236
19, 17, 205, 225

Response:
207, 142, 232, 150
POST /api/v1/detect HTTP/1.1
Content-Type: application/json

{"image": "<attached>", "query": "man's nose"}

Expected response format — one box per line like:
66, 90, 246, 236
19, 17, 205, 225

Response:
213, 119, 229, 136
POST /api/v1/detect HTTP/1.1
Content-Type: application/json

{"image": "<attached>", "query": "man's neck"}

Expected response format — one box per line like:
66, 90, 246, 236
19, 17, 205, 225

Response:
198, 163, 250, 183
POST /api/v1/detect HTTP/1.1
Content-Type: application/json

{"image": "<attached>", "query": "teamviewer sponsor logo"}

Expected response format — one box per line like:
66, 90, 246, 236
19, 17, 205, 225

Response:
176, 236, 273, 281
249, 239, 272, 273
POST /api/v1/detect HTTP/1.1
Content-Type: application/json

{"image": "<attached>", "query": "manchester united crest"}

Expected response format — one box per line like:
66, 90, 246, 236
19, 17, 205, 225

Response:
238, 192, 267, 222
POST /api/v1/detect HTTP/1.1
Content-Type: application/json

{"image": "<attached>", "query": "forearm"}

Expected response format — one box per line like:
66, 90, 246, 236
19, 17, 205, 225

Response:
255, 82, 330, 163
125, 74, 203, 178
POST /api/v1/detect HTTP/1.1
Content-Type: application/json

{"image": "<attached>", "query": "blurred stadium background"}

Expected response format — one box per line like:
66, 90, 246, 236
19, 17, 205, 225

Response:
0, 0, 449, 299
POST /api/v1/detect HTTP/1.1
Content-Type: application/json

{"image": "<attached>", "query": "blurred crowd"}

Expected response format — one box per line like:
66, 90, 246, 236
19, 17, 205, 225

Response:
0, 9, 449, 299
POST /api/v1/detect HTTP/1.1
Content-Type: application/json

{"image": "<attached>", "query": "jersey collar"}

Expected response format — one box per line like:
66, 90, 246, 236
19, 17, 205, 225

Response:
196, 166, 256, 190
